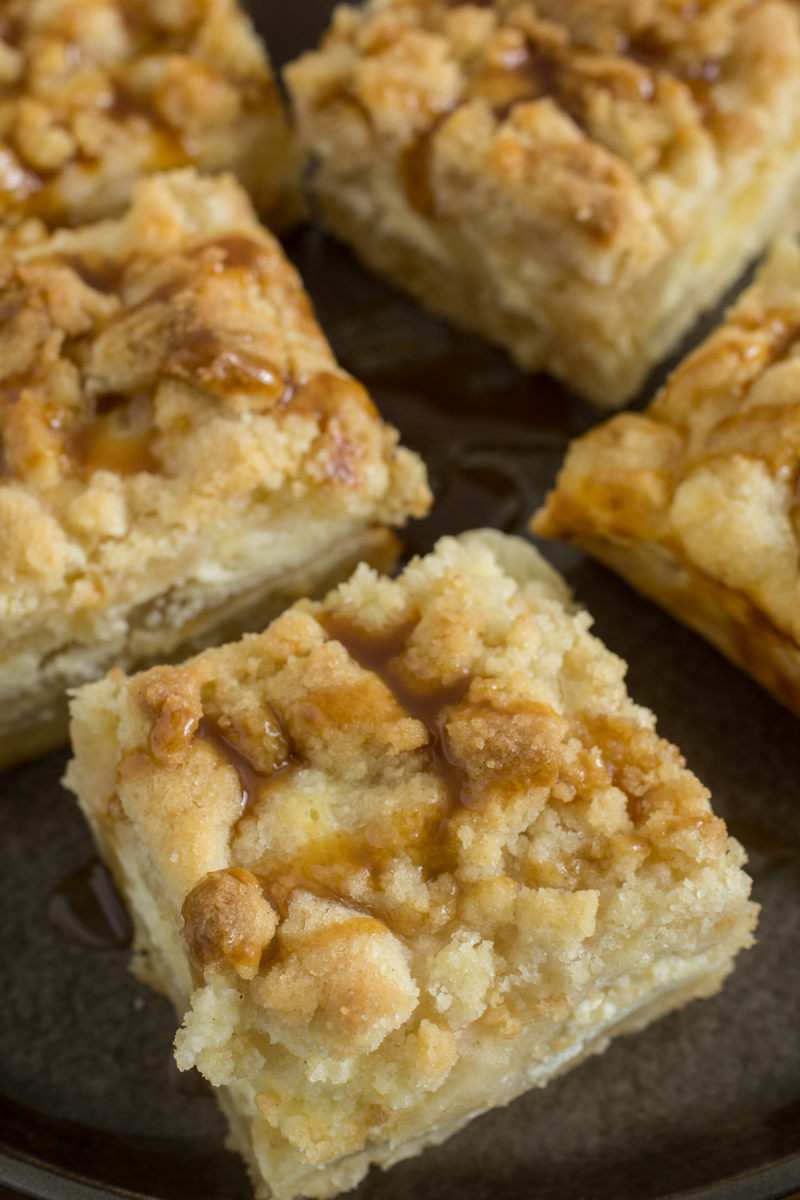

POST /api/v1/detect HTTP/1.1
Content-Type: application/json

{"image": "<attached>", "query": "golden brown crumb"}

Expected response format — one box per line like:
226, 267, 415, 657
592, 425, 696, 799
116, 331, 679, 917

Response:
66, 529, 756, 1200
533, 237, 800, 714
286, 0, 800, 406
0, 0, 301, 229
183, 868, 278, 980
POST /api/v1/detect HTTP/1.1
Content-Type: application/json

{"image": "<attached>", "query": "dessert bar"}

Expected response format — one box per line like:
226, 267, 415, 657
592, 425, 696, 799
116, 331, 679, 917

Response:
0, 0, 301, 229
66, 529, 756, 1200
287, 0, 800, 407
0, 167, 429, 769
534, 238, 800, 716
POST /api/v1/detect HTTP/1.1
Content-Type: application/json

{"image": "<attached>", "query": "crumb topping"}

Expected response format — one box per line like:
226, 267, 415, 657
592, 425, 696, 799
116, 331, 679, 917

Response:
0, 169, 430, 642
183, 866, 278, 980
534, 238, 800, 648
287, 0, 800, 280
0, 0, 295, 227
68, 531, 754, 1171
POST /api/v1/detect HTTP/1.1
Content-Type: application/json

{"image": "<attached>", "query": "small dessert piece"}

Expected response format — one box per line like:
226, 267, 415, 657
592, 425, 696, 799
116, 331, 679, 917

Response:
0, 167, 430, 770
286, 0, 800, 408
0, 0, 302, 230
65, 530, 756, 1200
534, 240, 800, 716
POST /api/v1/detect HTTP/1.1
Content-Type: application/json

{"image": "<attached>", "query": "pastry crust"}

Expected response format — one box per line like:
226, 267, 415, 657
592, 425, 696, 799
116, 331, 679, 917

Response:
286, 0, 800, 407
534, 238, 800, 715
65, 529, 756, 1200
0, 0, 302, 230
0, 168, 430, 770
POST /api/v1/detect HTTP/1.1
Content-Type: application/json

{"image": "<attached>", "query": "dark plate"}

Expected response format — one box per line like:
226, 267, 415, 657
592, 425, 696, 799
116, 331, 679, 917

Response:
1, 4, 800, 1199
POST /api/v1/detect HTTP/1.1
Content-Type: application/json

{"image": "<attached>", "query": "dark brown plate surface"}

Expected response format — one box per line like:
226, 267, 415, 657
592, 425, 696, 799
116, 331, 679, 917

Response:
1, 4, 800, 1199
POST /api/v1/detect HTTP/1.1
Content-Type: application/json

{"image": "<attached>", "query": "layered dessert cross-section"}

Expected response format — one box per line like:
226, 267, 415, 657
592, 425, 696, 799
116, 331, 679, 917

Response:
0, 167, 430, 769
0, 0, 302, 230
286, 0, 800, 407
533, 239, 800, 717
65, 529, 757, 1200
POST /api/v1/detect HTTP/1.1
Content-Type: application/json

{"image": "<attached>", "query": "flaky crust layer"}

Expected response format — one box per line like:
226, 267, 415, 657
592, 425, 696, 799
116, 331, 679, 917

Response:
287, 0, 800, 405
0, 0, 302, 229
66, 530, 756, 1200
534, 238, 800, 715
0, 168, 430, 763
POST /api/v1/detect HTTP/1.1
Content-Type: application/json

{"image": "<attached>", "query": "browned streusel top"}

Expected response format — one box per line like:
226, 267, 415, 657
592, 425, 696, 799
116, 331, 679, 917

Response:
0, 168, 429, 618
288, 0, 800, 282
80, 530, 740, 1013
534, 238, 800, 647
0, 0, 293, 226
66, 531, 754, 1177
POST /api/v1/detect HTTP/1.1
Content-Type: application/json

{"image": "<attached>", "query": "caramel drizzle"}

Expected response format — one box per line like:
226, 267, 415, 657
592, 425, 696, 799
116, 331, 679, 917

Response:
26, 235, 290, 480
198, 235, 271, 272
181, 863, 406, 980
62, 254, 127, 296
69, 415, 159, 477
61, 233, 272, 302
257, 866, 406, 940
469, 44, 581, 124
626, 32, 722, 117
49, 859, 132, 950
198, 712, 299, 812
0, 14, 25, 49
736, 313, 800, 370
397, 19, 729, 215
400, 41, 585, 215
322, 616, 473, 815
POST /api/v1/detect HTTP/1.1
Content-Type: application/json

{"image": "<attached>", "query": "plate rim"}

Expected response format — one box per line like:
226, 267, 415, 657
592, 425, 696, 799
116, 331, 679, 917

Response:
2, 1135, 800, 1200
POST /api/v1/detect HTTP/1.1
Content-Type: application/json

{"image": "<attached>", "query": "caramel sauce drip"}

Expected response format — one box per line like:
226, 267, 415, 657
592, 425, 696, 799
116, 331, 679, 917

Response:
70, 398, 160, 477
256, 864, 398, 932
122, 701, 300, 812
117, 6, 196, 56
736, 312, 800, 369
107, 89, 162, 127
48, 859, 132, 950
401, 126, 442, 216
182, 863, 406, 978
626, 32, 722, 118
61, 234, 270, 303
256, 822, 438, 938
196, 235, 270, 273
62, 254, 127, 295
70, 421, 159, 476
401, 44, 581, 215
0, 14, 25, 48
107, 89, 190, 169
165, 330, 289, 402
58, 232, 294, 474
322, 615, 473, 816
198, 712, 298, 811
468, 46, 576, 124
263, 862, 408, 943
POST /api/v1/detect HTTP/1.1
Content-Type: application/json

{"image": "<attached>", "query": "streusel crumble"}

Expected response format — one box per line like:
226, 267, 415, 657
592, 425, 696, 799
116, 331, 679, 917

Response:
0, 0, 301, 229
65, 530, 756, 1200
534, 238, 800, 715
0, 167, 430, 769
286, 0, 800, 407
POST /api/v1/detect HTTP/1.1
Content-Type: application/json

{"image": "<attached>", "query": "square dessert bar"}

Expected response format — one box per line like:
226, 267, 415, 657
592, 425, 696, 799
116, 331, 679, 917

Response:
0, 0, 301, 230
286, 0, 800, 408
65, 530, 756, 1200
533, 239, 800, 716
0, 167, 430, 770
